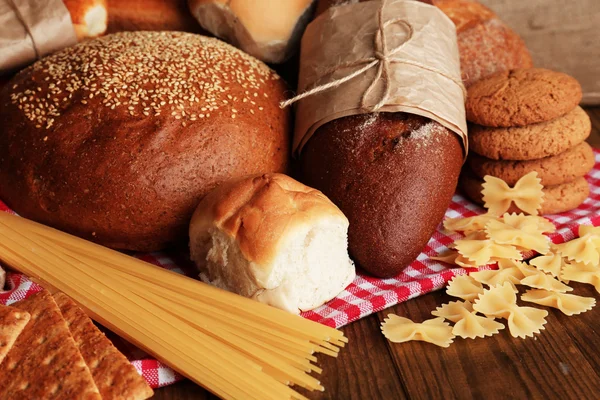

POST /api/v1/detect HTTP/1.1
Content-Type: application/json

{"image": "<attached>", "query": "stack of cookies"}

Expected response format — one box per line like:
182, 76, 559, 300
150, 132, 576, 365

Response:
461, 68, 594, 215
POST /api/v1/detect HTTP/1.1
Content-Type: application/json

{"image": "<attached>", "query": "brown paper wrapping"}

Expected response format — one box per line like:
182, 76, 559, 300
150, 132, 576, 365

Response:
293, 0, 468, 155
0, 0, 77, 74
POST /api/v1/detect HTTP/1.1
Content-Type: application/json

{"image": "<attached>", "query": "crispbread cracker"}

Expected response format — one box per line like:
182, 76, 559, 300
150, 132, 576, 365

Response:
54, 292, 154, 400
0, 303, 30, 365
0, 290, 101, 400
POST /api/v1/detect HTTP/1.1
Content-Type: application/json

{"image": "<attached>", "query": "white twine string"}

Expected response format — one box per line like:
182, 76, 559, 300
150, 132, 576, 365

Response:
280, 0, 466, 111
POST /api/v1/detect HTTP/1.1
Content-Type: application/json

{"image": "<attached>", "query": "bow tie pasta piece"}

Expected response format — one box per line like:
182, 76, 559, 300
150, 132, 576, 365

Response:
530, 252, 564, 278
473, 282, 548, 338
522, 289, 596, 316
431, 250, 479, 268
444, 214, 499, 234
519, 271, 573, 293
431, 300, 474, 322
482, 172, 544, 216
453, 313, 505, 339
446, 275, 485, 302
381, 316, 454, 348
431, 300, 504, 339
485, 219, 550, 254
501, 213, 556, 234
455, 239, 522, 266
470, 266, 524, 290
555, 225, 600, 266
561, 261, 600, 293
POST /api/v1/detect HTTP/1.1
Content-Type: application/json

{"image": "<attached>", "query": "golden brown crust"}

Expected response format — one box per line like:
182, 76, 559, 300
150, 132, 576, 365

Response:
461, 171, 590, 215
468, 142, 595, 186
0, 304, 30, 365
106, 0, 204, 33
63, 0, 107, 40
301, 113, 463, 278
54, 293, 153, 400
0, 32, 290, 251
189, 0, 314, 63
191, 173, 347, 266
469, 106, 591, 160
0, 291, 101, 400
466, 68, 583, 127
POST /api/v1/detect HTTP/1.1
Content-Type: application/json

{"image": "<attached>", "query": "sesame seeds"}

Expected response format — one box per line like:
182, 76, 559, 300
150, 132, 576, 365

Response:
9, 31, 278, 129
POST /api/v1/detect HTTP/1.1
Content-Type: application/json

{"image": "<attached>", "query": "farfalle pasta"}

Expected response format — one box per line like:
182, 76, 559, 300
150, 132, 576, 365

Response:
455, 238, 522, 266
470, 267, 524, 290
381, 315, 454, 348
482, 172, 544, 216
473, 282, 548, 338
555, 225, 600, 266
431, 300, 505, 339
561, 261, 600, 293
530, 252, 564, 278
430, 250, 479, 268
485, 219, 550, 254
501, 213, 556, 234
444, 214, 499, 234
521, 289, 596, 316
520, 272, 572, 293
446, 275, 485, 302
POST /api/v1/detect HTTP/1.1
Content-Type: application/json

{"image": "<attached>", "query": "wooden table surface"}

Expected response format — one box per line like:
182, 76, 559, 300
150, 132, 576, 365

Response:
154, 107, 600, 400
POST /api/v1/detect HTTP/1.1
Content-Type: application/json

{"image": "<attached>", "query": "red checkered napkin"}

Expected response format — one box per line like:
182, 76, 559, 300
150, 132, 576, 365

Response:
1, 150, 599, 388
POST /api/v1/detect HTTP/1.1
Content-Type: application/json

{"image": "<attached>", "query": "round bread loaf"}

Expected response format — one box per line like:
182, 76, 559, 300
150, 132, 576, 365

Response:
315, 0, 533, 87
0, 31, 290, 251
301, 113, 463, 278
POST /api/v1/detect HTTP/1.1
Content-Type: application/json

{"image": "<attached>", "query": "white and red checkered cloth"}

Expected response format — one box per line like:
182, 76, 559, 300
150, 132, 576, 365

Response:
1, 150, 599, 389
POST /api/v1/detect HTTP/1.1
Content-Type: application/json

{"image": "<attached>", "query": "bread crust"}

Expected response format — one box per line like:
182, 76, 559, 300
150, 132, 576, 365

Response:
0, 32, 290, 251
190, 173, 348, 267
189, 0, 315, 63
301, 113, 463, 278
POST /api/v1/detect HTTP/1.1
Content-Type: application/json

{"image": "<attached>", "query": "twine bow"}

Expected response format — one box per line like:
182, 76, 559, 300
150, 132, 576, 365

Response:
280, 0, 466, 111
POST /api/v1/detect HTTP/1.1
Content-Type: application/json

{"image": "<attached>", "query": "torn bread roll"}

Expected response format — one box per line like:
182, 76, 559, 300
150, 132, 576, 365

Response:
188, 0, 315, 63
189, 173, 355, 314
63, 0, 108, 40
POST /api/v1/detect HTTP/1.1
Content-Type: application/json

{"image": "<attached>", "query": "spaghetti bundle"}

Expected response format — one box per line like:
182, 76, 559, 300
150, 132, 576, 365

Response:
0, 212, 347, 400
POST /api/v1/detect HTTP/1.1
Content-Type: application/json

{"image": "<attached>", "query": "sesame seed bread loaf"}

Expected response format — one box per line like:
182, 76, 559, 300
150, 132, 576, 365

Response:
188, 0, 315, 63
301, 113, 463, 278
0, 31, 290, 251
316, 0, 533, 87
189, 173, 356, 313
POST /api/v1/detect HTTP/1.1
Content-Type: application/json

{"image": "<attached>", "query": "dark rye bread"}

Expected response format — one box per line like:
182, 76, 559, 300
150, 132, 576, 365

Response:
316, 0, 533, 87
0, 31, 290, 251
301, 113, 463, 278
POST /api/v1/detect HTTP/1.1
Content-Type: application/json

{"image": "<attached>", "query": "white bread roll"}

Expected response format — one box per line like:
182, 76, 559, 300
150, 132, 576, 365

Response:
63, 0, 108, 40
189, 173, 355, 314
188, 0, 315, 63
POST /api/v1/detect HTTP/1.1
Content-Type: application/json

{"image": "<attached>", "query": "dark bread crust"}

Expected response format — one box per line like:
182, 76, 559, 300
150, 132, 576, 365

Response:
0, 32, 290, 251
301, 113, 463, 278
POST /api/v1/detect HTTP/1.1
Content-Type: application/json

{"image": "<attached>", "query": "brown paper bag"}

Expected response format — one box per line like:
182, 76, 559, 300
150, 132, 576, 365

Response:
287, 0, 468, 155
0, 0, 77, 74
